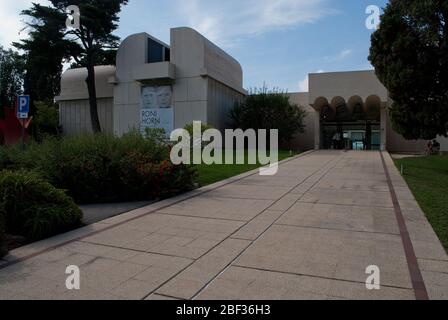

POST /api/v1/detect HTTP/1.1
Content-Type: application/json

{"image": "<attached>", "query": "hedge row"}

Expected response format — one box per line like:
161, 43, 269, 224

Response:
0, 131, 198, 204
0, 203, 7, 258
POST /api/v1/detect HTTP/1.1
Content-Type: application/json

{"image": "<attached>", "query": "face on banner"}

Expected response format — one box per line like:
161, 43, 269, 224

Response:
141, 87, 157, 109
141, 86, 172, 109
157, 86, 172, 109
140, 86, 174, 136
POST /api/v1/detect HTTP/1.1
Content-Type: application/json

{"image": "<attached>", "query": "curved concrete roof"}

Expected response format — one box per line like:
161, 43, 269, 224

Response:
115, 32, 171, 82
171, 27, 245, 93
56, 65, 116, 101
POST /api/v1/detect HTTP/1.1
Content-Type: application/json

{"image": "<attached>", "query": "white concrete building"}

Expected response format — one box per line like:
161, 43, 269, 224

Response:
56, 27, 447, 154
56, 27, 246, 136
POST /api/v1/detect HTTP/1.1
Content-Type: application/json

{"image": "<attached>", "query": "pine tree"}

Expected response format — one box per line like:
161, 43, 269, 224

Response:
19, 0, 128, 133
0, 47, 25, 117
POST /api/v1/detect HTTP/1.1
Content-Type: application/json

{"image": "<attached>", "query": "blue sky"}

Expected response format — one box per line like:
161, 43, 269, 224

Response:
1, 0, 389, 92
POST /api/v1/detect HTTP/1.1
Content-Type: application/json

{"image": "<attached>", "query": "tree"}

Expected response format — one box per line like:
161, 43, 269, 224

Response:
229, 87, 307, 146
0, 47, 25, 117
20, 1, 128, 133
70, 49, 117, 68
369, 0, 448, 140
14, 3, 71, 108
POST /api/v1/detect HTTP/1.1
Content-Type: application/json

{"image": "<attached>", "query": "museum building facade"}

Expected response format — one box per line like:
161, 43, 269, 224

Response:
56, 27, 447, 154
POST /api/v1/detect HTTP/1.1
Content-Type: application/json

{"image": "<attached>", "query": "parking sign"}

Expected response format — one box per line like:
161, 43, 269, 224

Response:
17, 95, 30, 119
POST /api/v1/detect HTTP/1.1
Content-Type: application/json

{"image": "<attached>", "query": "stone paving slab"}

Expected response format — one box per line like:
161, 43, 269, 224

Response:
235, 175, 308, 188
233, 224, 412, 289
81, 213, 244, 259
157, 196, 274, 222
205, 184, 291, 200
1, 150, 447, 300
231, 210, 285, 241
277, 202, 400, 235
300, 188, 394, 208
196, 266, 415, 300
155, 239, 251, 299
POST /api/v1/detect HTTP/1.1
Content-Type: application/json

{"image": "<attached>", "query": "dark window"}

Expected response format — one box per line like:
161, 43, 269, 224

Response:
147, 39, 164, 63
164, 47, 171, 62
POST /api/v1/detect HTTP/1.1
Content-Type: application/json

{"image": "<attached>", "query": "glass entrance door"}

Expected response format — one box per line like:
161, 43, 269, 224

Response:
321, 121, 380, 150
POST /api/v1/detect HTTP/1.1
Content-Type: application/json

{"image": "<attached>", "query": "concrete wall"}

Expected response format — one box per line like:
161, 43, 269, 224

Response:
170, 27, 245, 130
113, 33, 164, 136
207, 78, 244, 130
288, 92, 316, 151
438, 135, 448, 153
56, 66, 116, 135
171, 27, 209, 129
309, 70, 388, 104
59, 98, 114, 135
57, 28, 245, 136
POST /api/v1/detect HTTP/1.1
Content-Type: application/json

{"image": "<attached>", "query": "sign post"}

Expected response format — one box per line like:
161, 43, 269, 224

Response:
17, 95, 30, 151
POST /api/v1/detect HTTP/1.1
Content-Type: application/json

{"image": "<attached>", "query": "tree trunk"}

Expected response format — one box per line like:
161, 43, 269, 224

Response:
85, 62, 102, 133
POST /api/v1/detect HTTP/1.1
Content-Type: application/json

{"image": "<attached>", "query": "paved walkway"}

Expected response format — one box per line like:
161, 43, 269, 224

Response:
1, 151, 447, 300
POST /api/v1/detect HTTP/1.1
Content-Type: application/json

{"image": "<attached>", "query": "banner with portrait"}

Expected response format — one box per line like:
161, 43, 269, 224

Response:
140, 86, 174, 137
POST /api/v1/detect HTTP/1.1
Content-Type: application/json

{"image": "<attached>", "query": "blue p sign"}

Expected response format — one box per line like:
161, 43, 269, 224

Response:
18, 95, 30, 114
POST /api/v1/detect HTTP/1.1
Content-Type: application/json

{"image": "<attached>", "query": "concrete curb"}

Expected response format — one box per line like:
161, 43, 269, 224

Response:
383, 152, 447, 261
383, 152, 448, 300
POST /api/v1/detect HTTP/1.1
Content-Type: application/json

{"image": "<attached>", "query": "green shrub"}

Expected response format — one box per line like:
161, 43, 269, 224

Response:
0, 131, 198, 204
0, 170, 83, 241
229, 86, 307, 145
30, 101, 62, 142
0, 203, 7, 258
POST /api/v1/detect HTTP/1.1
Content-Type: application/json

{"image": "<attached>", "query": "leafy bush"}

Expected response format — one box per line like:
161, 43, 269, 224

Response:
229, 87, 307, 145
30, 101, 62, 142
0, 131, 198, 204
0, 203, 7, 258
0, 170, 83, 241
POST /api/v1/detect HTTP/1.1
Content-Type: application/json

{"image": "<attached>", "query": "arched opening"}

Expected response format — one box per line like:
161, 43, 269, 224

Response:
331, 97, 350, 122
347, 96, 365, 121
365, 95, 381, 121
313, 97, 329, 111
314, 97, 335, 122
318, 95, 382, 151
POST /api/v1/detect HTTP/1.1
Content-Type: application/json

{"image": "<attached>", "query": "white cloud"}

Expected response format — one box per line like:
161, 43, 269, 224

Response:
298, 69, 324, 92
323, 48, 353, 62
298, 76, 309, 92
176, 0, 337, 47
1, 1, 337, 49
0, 0, 49, 48
338, 49, 352, 59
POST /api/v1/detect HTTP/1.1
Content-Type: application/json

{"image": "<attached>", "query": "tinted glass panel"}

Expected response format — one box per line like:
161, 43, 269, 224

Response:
164, 47, 170, 62
147, 39, 163, 63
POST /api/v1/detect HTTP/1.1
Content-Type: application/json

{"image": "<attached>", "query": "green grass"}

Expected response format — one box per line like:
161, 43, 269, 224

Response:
195, 150, 295, 186
394, 155, 448, 251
